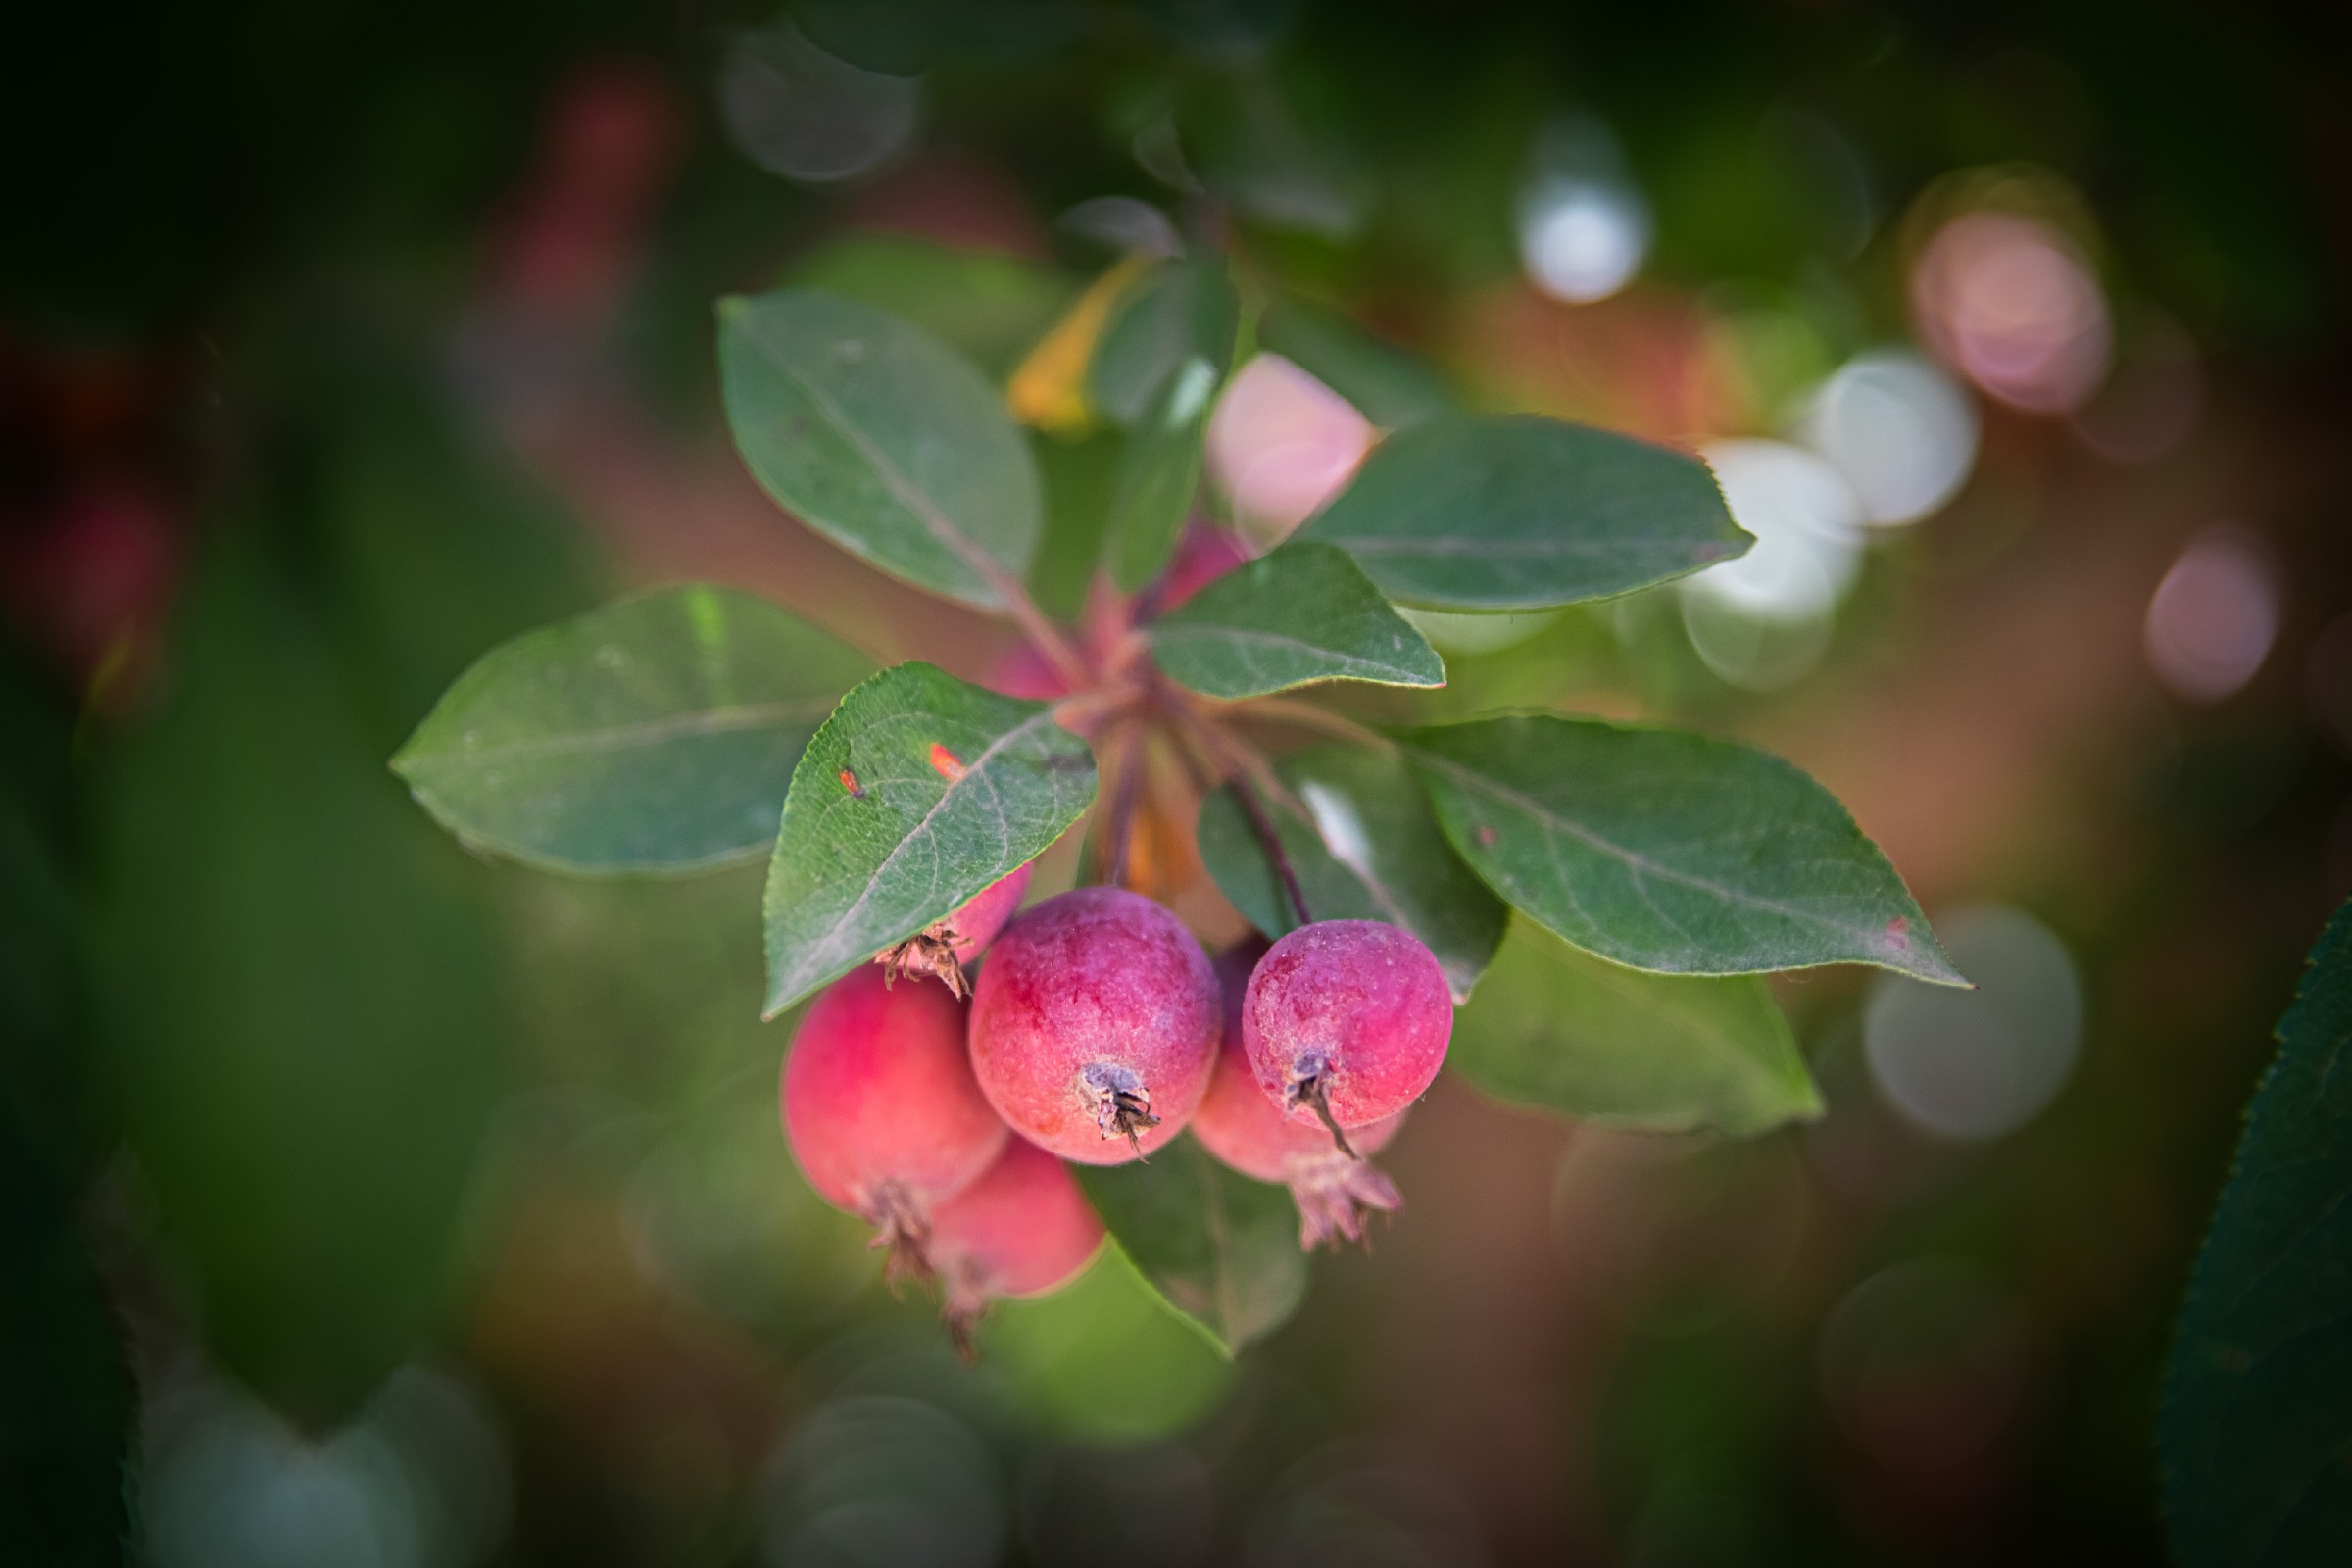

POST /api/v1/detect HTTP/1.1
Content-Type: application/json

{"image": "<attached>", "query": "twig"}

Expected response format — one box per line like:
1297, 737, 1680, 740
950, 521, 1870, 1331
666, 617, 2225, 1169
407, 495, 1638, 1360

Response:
1232, 697, 1396, 752
988, 568, 1095, 694
1098, 719, 1149, 889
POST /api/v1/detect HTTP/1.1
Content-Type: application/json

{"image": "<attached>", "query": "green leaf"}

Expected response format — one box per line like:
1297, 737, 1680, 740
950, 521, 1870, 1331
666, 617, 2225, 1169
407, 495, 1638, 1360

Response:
394, 586, 875, 874
1086, 259, 1239, 428
1072, 1136, 1308, 1356
1149, 541, 1445, 700
762, 662, 1096, 1016
1451, 918, 1820, 1136
1195, 744, 1504, 1002
1298, 414, 1749, 611
1027, 428, 1123, 619
984, 1247, 1237, 1442
1402, 714, 1961, 985
782, 232, 1076, 376
2163, 898, 2352, 1567
719, 288, 1043, 610
1107, 356, 1218, 591
1256, 301, 1453, 429
95, 542, 503, 1425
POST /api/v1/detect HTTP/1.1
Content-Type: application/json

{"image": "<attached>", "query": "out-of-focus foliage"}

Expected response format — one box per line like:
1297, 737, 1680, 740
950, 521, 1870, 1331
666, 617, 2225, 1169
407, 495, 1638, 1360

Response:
2164, 898, 2352, 1566
94, 541, 507, 1423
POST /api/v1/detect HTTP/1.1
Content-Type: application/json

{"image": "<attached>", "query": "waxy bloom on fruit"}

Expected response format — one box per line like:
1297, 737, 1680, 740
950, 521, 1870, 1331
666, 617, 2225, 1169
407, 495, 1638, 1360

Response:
1194, 941, 1407, 1250
926, 1137, 1104, 1353
875, 862, 1033, 998
1241, 919, 1452, 1139
781, 964, 1007, 1278
968, 887, 1220, 1163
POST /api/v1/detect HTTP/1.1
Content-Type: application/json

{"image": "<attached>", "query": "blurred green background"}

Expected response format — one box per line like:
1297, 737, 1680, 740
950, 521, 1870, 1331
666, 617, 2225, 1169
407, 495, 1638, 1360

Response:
4, 1, 2348, 1562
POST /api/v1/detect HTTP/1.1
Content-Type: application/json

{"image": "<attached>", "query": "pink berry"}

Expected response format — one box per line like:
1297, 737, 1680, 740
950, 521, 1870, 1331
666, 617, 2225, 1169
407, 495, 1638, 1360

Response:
781, 965, 1008, 1278
1241, 920, 1451, 1135
926, 1137, 1104, 1350
875, 862, 1034, 997
1194, 942, 1407, 1249
947, 863, 1032, 957
967, 887, 1220, 1164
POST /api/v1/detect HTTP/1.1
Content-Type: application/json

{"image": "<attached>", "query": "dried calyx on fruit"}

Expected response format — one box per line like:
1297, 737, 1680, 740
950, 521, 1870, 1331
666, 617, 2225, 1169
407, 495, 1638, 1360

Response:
1194, 939, 1409, 1250
967, 886, 1220, 1163
874, 863, 1033, 999
925, 1136, 1105, 1359
1241, 920, 1453, 1148
779, 964, 1006, 1282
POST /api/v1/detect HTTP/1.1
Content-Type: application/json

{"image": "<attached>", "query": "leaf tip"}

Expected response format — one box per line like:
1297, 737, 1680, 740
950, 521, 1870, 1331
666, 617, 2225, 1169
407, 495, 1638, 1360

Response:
1858, 913, 1967, 987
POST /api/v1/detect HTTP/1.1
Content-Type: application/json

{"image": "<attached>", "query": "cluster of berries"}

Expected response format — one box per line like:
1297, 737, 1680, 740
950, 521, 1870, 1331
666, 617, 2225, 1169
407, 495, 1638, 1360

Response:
779, 868, 1454, 1348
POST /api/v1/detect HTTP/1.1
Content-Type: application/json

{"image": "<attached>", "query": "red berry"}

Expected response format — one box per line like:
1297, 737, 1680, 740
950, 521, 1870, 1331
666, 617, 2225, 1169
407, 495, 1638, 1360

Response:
1194, 942, 1406, 1249
926, 1136, 1104, 1351
781, 965, 1007, 1278
1241, 920, 1451, 1136
968, 887, 1220, 1164
875, 862, 1034, 998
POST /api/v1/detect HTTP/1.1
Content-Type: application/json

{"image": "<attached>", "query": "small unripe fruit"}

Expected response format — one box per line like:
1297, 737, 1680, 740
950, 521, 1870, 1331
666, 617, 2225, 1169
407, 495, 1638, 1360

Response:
876, 863, 1034, 998
926, 1137, 1104, 1352
1195, 941, 1407, 1249
968, 887, 1220, 1164
781, 965, 1008, 1278
1242, 920, 1452, 1136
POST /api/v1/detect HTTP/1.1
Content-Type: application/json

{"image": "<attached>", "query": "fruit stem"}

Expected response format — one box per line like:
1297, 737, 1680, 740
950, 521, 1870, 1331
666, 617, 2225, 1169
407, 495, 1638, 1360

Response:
1152, 690, 1313, 926
1232, 772, 1313, 929
1097, 719, 1149, 889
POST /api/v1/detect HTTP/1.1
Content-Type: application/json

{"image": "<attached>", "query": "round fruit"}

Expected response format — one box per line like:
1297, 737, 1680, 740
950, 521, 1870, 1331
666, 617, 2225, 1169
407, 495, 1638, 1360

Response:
780, 964, 1007, 1277
1241, 920, 1452, 1135
876, 862, 1034, 997
967, 886, 1220, 1164
1195, 941, 1407, 1249
926, 1137, 1104, 1351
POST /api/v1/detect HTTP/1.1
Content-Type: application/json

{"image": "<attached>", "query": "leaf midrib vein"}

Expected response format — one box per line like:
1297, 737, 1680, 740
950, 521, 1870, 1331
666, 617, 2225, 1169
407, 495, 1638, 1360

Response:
759, 325, 1014, 602
431, 701, 835, 765
1156, 625, 1435, 684
1412, 748, 1882, 948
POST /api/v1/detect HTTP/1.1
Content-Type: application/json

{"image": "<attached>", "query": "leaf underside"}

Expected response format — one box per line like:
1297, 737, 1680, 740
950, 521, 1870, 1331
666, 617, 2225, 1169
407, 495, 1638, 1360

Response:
720, 287, 1042, 609
1403, 713, 1962, 985
1194, 743, 1504, 1002
1452, 917, 1820, 1136
394, 585, 874, 873
1073, 1136, 1309, 1357
2162, 898, 2352, 1568
761, 662, 1096, 1017
1298, 413, 1749, 611
1150, 540, 1445, 700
